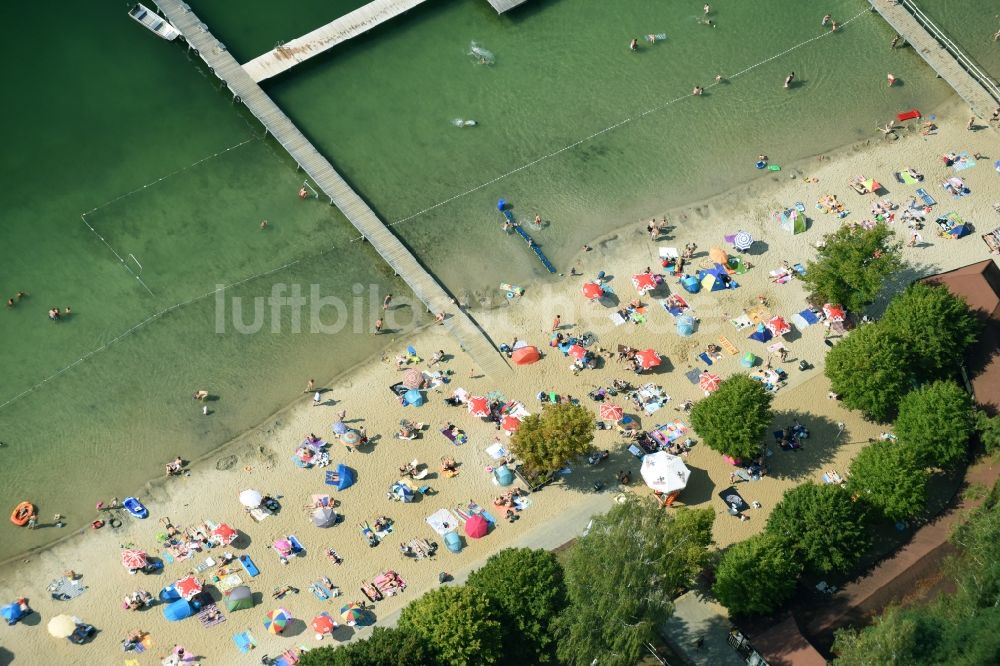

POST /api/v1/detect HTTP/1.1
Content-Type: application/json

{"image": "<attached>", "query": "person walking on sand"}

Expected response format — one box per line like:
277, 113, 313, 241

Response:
784, 72, 795, 88
306, 379, 315, 393
374, 318, 383, 335
967, 116, 976, 131
551, 314, 561, 332
312, 391, 322, 407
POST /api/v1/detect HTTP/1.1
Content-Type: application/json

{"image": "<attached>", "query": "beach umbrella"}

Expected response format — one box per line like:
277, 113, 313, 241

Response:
699, 372, 722, 393
501, 415, 521, 433
676, 314, 696, 337
766, 316, 791, 337
468, 397, 489, 418
239, 489, 263, 508
631, 273, 657, 294
174, 575, 202, 601
47, 614, 77, 638
581, 282, 604, 300
331, 420, 348, 435
511, 346, 540, 365
822, 303, 846, 322
465, 514, 489, 539
273, 538, 292, 557
264, 608, 292, 634
211, 523, 239, 546
340, 603, 366, 626
121, 548, 147, 571
709, 247, 729, 265
312, 506, 338, 528
640, 451, 691, 494
1, 602, 25, 625
333, 463, 355, 491
636, 349, 661, 370
732, 230, 754, 251
403, 388, 424, 407
863, 178, 881, 193
567, 344, 587, 360
224, 585, 254, 612
312, 612, 336, 635
340, 430, 360, 447
599, 404, 624, 422
401, 368, 424, 390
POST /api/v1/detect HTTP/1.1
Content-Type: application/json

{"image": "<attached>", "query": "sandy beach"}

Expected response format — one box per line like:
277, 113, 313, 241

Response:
1, 97, 997, 665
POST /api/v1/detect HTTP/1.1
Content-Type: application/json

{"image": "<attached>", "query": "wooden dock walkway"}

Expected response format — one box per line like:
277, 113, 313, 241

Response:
153, 0, 511, 378
869, 0, 1000, 120
242, 0, 427, 83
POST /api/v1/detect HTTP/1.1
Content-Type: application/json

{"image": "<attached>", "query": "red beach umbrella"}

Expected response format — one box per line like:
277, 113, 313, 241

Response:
766, 316, 791, 337
699, 372, 722, 393
174, 575, 202, 601
501, 415, 521, 433
822, 303, 845, 322
211, 523, 238, 546
599, 404, 624, 422
511, 346, 540, 365
468, 397, 489, 418
581, 282, 604, 300
312, 612, 336, 635
631, 273, 657, 294
121, 549, 147, 571
465, 514, 489, 539
636, 349, 661, 370
567, 344, 587, 360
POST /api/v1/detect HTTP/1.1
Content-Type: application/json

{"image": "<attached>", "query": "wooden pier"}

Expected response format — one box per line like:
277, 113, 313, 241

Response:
869, 0, 1000, 120
242, 0, 428, 83
153, 0, 511, 377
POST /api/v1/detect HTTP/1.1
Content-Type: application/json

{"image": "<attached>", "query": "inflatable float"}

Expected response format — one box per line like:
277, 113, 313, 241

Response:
123, 496, 148, 519
10, 502, 33, 526
896, 109, 921, 122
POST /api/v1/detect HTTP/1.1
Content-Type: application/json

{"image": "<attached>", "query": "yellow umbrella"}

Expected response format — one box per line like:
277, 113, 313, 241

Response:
47, 614, 77, 638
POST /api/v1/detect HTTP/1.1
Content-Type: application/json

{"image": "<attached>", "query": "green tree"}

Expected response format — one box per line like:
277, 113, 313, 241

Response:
975, 410, 1000, 455
554, 497, 713, 666
690, 374, 773, 460
510, 402, 594, 472
832, 605, 925, 665
398, 585, 501, 666
466, 548, 566, 664
298, 627, 433, 666
895, 380, 974, 468
766, 483, 868, 575
825, 323, 913, 422
712, 533, 802, 616
881, 283, 980, 381
847, 440, 928, 521
801, 223, 904, 311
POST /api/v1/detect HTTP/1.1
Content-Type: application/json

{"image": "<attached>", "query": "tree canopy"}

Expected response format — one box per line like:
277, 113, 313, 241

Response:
690, 374, 773, 460
895, 380, 974, 469
880, 283, 980, 381
298, 627, 433, 666
825, 323, 913, 422
397, 585, 501, 666
554, 497, 713, 666
510, 402, 594, 472
847, 439, 928, 521
766, 483, 869, 575
712, 533, 802, 616
466, 548, 566, 664
976, 410, 1000, 455
801, 223, 905, 311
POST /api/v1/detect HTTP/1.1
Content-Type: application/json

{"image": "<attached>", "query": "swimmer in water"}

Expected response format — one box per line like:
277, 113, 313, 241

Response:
701, 19, 715, 27
784, 72, 795, 88
692, 86, 704, 96
822, 14, 831, 26
629, 38, 638, 52
703, 4, 710, 15
715, 74, 724, 83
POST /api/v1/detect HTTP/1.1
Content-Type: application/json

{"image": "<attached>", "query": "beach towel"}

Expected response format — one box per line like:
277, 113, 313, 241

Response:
161, 550, 175, 565
698, 352, 713, 366
288, 535, 304, 555
440, 427, 466, 445
468, 502, 497, 525
233, 630, 257, 653
194, 557, 216, 574
216, 573, 243, 591
48, 576, 86, 601
425, 508, 461, 536
730, 314, 752, 330
238, 554, 259, 577
900, 171, 919, 185
953, 151, 976, 172
718, 336, 738, 355
609, 312, 627, 326
249, 507, 270, 522
311, 581, 331, 601
747, 305, 770, 324
916, 188, 936, 206
718, 486, 751, 513
485, 442, 508, 460
197, 603, 227, 628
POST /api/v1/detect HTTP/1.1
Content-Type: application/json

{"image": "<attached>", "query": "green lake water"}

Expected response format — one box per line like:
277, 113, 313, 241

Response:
0, 0, 988, 559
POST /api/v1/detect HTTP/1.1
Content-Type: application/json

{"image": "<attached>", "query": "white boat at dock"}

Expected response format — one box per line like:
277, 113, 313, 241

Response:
128, 3, 181, 41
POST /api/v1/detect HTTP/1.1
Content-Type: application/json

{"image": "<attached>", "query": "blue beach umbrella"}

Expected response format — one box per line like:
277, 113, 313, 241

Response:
403, 389, 424, 407
676, 314, 696, 337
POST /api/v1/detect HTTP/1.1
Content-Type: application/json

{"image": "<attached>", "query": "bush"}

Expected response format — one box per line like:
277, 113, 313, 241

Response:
766, 483, 869, 575
975, 410, 1000, 455
825, 323, 913, 422
801, 224, 904, 311
398, 585, 501, 666
895, 380, 974, 468
690, 374, 773, 460
298, 627, 433, 666
466, 548, 566, 663
713, 533, 802, 616
510, 402, 594, 472
881, 283, 980, 381
847, 440, 928, 521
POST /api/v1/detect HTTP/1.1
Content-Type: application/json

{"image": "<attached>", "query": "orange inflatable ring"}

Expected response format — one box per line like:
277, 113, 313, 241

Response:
91, 520, 105, 530
11, 502, 33, 526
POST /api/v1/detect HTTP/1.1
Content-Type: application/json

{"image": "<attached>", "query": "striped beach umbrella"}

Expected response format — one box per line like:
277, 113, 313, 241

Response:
631, 273, 657, 294
340, 603, 366, 627
401, 368, 424, 389
121, 549, 147, 571
264, 608, 292, 634
211, 523, 238, 546
340, 430, 360, 447
599, 404, 624, 422
468, 396, 489, 418
733, 230, 753, 251
699, 372, 722, 393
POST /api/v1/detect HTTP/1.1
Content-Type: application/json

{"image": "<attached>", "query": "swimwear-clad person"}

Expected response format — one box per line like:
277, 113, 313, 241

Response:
629, 38, 638, 52
784, 72, 795, 88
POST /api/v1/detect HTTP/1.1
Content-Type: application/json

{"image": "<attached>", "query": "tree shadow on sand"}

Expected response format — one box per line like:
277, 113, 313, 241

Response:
762, 410, 845, 480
